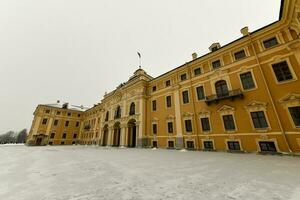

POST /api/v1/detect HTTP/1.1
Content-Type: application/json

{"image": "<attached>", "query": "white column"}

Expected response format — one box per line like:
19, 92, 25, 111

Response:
174, 87, 184, 149
45, 118, 53, 136
174, 89, 182, 136
120, 125, 126, 147
107, 127, 113, 146
32, 116, 41, 135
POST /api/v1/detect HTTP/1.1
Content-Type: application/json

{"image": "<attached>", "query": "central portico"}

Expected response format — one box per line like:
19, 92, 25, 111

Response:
97, 68, 152, 148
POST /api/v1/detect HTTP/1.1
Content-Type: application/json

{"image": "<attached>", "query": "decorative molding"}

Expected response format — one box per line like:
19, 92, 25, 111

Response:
217, 105, 235, 114
245, 101, 267, 111
279, 93, 300, 107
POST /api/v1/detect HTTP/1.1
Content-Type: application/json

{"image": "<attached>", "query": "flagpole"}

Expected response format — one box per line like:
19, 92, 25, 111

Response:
137, 52, 141, 69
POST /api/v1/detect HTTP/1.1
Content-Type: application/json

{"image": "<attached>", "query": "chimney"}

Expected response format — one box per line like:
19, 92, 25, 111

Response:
241, 26, 249, 36
209, 43, 221, 52
192, 52, 198, 60
57, 100, 60, 103
62, 103, 69, 109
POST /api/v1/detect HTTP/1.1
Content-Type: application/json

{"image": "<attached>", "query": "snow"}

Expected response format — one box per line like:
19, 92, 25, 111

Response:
0, 145, 300, 200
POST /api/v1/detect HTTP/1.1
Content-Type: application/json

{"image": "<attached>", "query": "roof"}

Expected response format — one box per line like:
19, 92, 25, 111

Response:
150, 0, 286, 82
40, 102, 90, 112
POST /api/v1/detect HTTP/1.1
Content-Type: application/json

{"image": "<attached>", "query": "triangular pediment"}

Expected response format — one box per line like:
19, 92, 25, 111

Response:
217, 105, 235, 113
279, 93, 300, 102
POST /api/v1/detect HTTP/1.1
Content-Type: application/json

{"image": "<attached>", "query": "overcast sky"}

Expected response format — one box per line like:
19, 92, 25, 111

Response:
0, 0, 281, 133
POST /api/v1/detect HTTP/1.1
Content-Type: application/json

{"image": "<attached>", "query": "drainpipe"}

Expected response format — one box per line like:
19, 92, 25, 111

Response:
187, 63, 201, 150
245, 28, 292, 153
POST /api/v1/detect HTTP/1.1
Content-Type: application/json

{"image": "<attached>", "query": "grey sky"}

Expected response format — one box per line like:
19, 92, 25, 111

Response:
0, 0, 281, 133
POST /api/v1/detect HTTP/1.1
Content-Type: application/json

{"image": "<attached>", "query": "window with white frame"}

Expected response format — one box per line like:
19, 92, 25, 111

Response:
240, 72, 255, 90
271, 61, 294, 82
288, 106, 300, 127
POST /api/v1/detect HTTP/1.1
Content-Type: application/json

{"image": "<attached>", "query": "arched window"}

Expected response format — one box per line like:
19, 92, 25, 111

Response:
129, 102, 135, 115
114, 106, 121, 119
215, 80, 229, 97
105, 111, 109, 121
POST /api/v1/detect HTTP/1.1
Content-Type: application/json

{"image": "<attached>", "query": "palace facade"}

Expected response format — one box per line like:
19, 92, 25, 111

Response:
27, 0, 300, 154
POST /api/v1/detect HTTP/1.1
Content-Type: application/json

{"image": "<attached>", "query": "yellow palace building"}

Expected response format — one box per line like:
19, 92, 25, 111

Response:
27, 0, 300, 154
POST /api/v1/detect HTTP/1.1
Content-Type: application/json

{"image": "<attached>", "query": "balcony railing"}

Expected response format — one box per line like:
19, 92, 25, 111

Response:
205, 89, 243, 105
84, 124, 91, 130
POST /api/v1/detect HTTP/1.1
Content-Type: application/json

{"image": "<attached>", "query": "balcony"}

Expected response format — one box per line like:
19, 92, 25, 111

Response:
84, 124, 91, 130
205, 89, 243, 105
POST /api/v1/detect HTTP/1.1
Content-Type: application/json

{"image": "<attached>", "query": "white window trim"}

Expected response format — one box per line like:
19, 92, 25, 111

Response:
167, 139, 175, 149
232, 47, 249, 62
193, 66, 203, 77
198, 110, 212, 133
255, 138, 281, 153
237, 69, 258, 92
269, 57, 298, 85
220, 113, 238, 133
261, 34, 281, 51
152, 122, 158, 135
225, 139, 243, 151
165, 94, 173, 109
185, 139, 196, 149
202, 139, 215, 150
194, 84, 206, 102
181, 89, 190, 105
209, 58, 224, 70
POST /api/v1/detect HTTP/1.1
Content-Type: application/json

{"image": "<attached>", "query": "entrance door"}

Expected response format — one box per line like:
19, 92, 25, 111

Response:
36, 138, 42, 145
127, 126, 136, 148
113, 129, 120, 147
102, 130, 108, 146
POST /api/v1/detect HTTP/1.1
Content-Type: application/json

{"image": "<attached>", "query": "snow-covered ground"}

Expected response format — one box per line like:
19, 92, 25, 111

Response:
0, 145, 300, 200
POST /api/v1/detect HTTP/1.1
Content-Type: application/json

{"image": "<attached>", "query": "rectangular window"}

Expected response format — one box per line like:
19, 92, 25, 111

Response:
49, 142, 53, 145
65, 121, 69, 127
42, 118, 48, 125
234, 50, 246, 60
152, 86, 157, 92
201, 117, 211, 131
76, 121, 80, 127
73, 134, 77, 139
212, 60, 221, 69
196, 86, 205, 100
61, 141, 65, 145
152, 141, 158, 148
56, 111, 61, 115
53, 119, 58, 126
227, 141, 241, 151
203, 141, 214, 150
166, 96, 172, 107
152, 100, 157, 111
180, 73, 187, 81
250, 111, 268, 129
67, 112, 71, 116
185, 120, 193, 132
168, 141, 175, 148
50, 133, 55, 139
194, 67, 201, 76
78, 114, 81, 117
165, 80, 171, 87
62, 133, 67, 139
259, 141, 277, 152
272, 61, 293, 82
45, 109, 50, 114
288, 106, 300, 127
222, 115, 236, 131
240, 72, 255, 90
152, 124, 157, 134
182, 90, 189, 104
263, 37, 278, 49
186, 141, 195, 149
167, 122, 173, 133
